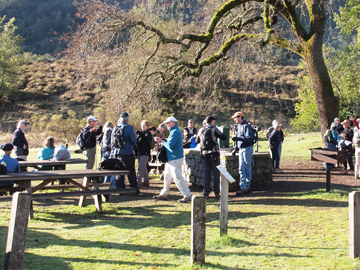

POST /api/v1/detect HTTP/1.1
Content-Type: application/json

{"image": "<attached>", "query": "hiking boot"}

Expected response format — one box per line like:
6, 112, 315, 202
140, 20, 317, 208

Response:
178, 195, 192, 203
139, 182, 149, 188
275, 168, 283, 173
203, 194, 209, 199
236, 188, 250, 195
153, 194, 168, 200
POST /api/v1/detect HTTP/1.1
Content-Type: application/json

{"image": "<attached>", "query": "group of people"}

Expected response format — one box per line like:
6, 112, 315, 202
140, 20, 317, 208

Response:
324, 117, 360, 178
77, 111, 257, 201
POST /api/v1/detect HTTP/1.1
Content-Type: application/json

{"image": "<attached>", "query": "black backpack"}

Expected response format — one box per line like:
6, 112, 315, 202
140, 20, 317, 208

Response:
199, 126, 216, 151
156, 145, 168, 163
112, 124, 126, 149
98, 158, 126, 170
76, 129, 88, 150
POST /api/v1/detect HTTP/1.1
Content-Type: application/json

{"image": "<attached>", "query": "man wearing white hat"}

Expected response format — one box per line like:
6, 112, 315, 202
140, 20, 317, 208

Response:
12, 119, 30, 160
154, 116, 192, 203
82, 116, 103, 169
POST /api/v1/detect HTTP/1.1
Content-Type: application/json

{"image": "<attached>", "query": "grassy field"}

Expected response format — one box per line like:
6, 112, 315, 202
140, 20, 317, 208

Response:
1, 132, 360, 269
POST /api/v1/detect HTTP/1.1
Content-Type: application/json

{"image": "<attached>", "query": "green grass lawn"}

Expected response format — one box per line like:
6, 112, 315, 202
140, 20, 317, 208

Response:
1, 132, 360, 269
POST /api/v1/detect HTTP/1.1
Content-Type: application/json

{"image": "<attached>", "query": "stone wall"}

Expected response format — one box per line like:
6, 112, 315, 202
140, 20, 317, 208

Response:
183, 149, 273, 191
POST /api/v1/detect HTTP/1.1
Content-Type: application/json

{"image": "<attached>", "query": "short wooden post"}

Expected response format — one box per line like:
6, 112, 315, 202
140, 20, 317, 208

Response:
326, 163, 331, 192
191, 196, 206, 265
216, 165, 236, 236
349, 191, 360, 258
4, 192, 31, 270
220, 175, 229, 236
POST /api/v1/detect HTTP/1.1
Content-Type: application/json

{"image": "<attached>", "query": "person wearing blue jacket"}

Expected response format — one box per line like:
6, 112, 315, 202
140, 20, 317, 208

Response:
231, 112, 254, 195
112, 112, 140, 195
153, 116, 192, 203
0, 143, 20, 188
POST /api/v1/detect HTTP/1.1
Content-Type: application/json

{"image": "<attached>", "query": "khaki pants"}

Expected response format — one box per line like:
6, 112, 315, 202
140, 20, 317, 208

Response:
84, 147, 96, 170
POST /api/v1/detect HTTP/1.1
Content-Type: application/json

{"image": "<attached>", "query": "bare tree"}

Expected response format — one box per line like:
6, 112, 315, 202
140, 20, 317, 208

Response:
65, 0, 338, 135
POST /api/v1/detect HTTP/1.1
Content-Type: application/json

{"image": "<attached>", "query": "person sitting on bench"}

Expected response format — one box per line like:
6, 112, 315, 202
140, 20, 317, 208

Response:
0, 143, 20, 189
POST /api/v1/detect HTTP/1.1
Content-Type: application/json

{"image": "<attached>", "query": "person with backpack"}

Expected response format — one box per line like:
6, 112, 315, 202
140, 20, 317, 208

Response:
231, 112, 254, 195
340, 119, 354, 174
111, 112, 140, 195
196, 115, 227, 199
153, 116, 192, 203
322, 122, 338, 170
183, 119, 198, 148
266, 119, 284, 168
269, 123, 283, 173
136, 120, 153, 187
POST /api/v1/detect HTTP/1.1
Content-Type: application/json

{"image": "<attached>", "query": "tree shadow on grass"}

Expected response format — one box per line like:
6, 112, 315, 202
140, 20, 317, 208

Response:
22, 229, 307, 269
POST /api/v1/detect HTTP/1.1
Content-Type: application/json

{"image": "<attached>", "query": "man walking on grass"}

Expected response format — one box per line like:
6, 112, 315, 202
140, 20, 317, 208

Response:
153, 116, 192, 203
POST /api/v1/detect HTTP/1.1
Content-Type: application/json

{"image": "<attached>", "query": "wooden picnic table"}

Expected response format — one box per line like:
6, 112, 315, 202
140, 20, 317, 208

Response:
19, 158, 88, 170
310, 147, 346, 192
1, 169, 134, 270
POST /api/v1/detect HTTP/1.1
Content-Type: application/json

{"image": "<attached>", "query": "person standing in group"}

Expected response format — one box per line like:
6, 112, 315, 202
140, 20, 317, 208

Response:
100, 121, 113, 161
269, 123, 283, 173
196, 115, 227, 199
154, 123, 166, 149
81, 116, 103, 170
351, 117, 360, 179
136, 120, 153, 187
266, 119, 285, 169
12, 119, 30, 161
340, 119, 354, 174
183, 119, 197, 148
112, 112, 140, 195
231, 112, 254, 195
153, 116, 192, 203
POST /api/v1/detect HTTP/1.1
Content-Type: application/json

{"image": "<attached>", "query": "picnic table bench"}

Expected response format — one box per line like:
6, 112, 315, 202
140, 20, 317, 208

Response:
2, 169, 134, 270
19, 158, 88, 170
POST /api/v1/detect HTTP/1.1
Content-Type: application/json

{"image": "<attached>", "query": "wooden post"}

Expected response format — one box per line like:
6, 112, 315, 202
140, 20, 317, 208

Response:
350, 191, 360, 258
220, 175, 229, 236
191, 196, 206, 265
4, 192, 31, 270
326, 163, 331, 192
216, 165, 236, 236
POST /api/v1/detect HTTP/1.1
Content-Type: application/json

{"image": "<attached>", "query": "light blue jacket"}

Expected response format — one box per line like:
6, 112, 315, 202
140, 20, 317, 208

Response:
163, 125, 184, 161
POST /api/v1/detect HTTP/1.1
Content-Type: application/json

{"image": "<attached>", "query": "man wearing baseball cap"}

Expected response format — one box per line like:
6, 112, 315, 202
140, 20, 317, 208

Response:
81, 116, 103, 169
231, 112, 254, 195
12, 119, 30, 160
154, 116, 192, 203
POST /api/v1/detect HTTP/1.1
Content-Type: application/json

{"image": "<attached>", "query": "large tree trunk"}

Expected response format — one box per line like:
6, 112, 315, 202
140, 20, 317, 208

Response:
302, 0, 339, 139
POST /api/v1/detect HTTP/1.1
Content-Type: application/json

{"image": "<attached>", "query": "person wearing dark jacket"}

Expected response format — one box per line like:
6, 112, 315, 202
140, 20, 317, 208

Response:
183, 119, 198, 148
12, 119, 30, 160
82, 115, 103, 169
112, 112, 140, 195
231, 112, 254, 195
136, 120, 153, 187
341, 119, 354, 174
196, 116, 227, 198
269, 123, 283, 173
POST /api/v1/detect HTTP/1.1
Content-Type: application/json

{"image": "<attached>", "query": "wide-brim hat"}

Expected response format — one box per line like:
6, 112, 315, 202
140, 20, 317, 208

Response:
231, 112, 244, 119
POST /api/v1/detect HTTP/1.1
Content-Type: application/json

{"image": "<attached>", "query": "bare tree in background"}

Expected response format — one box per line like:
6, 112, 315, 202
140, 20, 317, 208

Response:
64, 0, 339, 136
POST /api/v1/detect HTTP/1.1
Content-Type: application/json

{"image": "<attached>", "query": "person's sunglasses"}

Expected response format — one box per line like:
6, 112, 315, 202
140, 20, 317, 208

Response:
236, 116, 241, 118
24, 123, 28, 126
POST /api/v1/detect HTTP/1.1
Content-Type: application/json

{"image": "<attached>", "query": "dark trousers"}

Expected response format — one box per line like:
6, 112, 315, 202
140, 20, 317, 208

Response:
343, 145, 354, 171
271, 146, 280, 169
202, 153, 220, 196
116, 154, 139, 193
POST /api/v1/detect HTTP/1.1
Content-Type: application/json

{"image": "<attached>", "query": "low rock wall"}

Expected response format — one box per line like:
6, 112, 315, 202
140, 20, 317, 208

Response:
183, 149, 273, 191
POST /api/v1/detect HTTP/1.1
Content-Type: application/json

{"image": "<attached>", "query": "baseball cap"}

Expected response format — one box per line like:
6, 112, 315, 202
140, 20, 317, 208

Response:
18, 120, 30, 125
188, 119, 194, 123
87, 116, 98, 122
163, 116, 177, 123
120, 112, 129, 117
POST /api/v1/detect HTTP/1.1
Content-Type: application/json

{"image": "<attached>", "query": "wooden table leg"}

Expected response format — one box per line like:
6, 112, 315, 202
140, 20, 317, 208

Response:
4, 192, 31, 270
78, 177, 90, 207
92, 177, 102, 212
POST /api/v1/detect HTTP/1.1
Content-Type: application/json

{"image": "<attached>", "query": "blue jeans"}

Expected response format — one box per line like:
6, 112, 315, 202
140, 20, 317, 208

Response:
239, 146, 253, 190
104, 175, 117, 188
